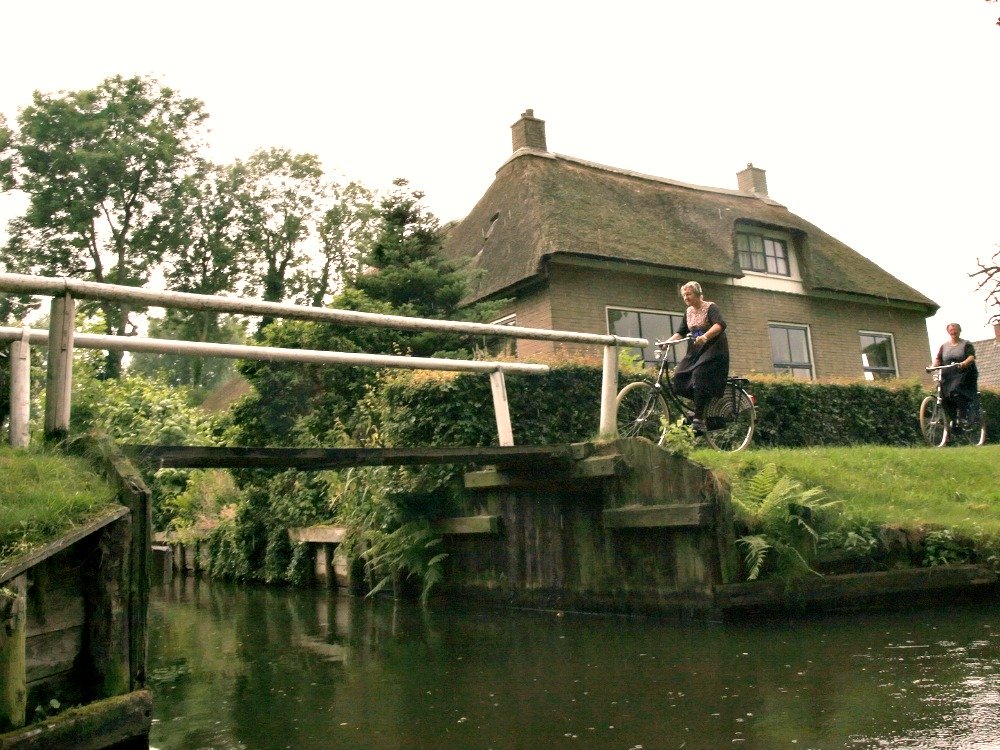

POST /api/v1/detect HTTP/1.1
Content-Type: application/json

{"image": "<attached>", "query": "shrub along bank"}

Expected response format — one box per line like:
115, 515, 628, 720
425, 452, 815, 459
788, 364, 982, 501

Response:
202, 361, 1000, 590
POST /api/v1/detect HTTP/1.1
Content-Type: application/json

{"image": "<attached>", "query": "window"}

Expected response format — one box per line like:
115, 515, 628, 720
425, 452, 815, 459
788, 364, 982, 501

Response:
769, 324, 813, 379
860, 332, 897, 380
737, 230, 790, 276
608, 307, 685, 366
487, 314, 517, 355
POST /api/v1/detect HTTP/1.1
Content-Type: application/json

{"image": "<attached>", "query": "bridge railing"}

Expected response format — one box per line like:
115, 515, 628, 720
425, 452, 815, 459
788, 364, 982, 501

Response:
0, 273, 647, 447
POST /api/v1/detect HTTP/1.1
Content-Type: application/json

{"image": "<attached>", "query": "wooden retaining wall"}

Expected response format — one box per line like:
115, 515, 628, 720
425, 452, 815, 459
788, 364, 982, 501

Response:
0, 442, 152, 749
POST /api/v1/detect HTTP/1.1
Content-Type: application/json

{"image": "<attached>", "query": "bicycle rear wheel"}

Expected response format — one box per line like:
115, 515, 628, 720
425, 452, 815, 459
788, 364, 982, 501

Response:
704, 386, 755, 452
919, 396, 948, 447
946, 402, 987, 447
616, 381, 670, 445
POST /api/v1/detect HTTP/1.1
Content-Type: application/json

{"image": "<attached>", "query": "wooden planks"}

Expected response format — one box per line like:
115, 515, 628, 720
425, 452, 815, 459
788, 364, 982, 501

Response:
127, 444, 580, 470
602, 504, 713, 529
0, 507, 129, 586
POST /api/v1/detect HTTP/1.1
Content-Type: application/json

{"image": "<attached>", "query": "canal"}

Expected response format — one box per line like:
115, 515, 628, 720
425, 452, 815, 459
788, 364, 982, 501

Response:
148, 578, 1000, 749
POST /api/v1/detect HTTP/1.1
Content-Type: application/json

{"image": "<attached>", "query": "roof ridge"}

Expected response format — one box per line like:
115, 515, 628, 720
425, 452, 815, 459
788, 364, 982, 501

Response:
498, 148, 787, 208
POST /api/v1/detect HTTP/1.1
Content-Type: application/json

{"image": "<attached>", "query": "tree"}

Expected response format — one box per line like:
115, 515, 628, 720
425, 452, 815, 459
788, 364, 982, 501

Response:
131, 161, 249, 389
295, 179, 378, 307
0, 114, 13, 191
972, 246, 1000, 324
230, 148, 323, 308
1, 75, 208, 376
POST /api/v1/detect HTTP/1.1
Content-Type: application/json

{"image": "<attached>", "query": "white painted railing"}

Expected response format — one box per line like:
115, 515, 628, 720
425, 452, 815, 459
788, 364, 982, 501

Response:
0, 273, 647, 447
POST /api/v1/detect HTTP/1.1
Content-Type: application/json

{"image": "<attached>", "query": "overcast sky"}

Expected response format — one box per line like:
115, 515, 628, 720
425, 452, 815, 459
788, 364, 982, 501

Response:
2, 1, 998, 352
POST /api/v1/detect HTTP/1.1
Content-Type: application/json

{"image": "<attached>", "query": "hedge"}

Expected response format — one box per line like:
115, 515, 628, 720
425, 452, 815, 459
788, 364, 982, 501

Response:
374, 365, 1000, 450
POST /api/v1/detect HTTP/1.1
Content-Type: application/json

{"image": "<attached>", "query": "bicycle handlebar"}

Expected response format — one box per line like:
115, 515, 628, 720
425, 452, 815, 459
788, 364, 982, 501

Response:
925, 363, 960, 372
654, 335, 694, 348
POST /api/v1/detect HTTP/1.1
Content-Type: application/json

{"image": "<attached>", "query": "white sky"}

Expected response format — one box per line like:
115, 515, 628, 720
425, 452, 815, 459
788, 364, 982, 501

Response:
2, 1, 999, 354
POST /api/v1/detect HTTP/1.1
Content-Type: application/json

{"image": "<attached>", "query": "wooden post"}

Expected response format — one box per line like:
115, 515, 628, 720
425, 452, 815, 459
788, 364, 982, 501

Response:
9, 333, 30, 448
489, 370, 514, 447
0, 574, 27, 732
86, 518, 132, 699
599, 343, 619, 439
44, 294, 75, 441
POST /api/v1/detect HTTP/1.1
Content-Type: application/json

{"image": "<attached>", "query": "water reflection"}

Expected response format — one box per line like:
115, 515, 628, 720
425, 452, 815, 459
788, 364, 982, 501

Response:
149, 578, 1000, 749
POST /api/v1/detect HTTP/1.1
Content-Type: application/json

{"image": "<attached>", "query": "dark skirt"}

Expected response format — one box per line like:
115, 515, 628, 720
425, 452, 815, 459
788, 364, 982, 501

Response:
673, 345, 729, 399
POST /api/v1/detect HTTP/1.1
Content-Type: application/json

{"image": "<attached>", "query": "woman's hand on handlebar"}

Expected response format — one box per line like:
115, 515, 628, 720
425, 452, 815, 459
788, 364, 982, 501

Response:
655, 335, 693, 348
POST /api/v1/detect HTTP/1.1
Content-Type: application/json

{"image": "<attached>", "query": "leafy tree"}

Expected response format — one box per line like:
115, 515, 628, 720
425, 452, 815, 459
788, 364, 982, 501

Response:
295, 179, 378, 307
130, 313, 246, 395
1, 75, 207, 376
131, 161, 249, 389
0, 114, 13, 191
972, 246, 1000, 324
230, 148, 323, 307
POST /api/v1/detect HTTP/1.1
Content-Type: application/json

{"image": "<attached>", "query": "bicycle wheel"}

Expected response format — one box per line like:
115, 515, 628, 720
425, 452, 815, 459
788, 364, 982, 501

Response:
948, 403, 987, 447
703, 386, 755, 452
919, 396, 948, 447
616, 381, 670, 445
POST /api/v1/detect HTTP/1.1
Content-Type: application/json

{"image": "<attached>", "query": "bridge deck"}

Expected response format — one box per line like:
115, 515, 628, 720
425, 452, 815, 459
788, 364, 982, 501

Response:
127, 444, 587, 470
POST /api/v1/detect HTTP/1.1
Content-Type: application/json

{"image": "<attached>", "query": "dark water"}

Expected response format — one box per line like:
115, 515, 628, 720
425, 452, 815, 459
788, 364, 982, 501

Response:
148, 578, 1000, 750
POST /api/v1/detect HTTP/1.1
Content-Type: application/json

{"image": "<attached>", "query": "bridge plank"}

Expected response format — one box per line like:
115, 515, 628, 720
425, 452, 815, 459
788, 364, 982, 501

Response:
127, 444, 578, 470
602, 503, 712, 529
433, 516, 499, 535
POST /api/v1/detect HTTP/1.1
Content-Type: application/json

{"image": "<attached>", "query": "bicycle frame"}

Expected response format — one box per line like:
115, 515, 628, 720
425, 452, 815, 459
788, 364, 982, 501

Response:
616, 337, 757, 451
923, 363, 986, 446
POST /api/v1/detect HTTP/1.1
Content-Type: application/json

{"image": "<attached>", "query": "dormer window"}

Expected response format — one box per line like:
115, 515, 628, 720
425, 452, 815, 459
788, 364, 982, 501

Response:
737, 230, 790, 276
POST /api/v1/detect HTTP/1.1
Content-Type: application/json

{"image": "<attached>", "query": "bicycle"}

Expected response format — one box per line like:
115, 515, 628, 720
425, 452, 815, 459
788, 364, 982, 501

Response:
920, 364, 987, 447
615, 337, 756, 452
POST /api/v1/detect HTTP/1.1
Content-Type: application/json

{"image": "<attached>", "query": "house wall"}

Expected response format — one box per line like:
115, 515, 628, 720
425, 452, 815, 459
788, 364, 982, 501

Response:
502, 285, 554, 359
512, 264, 932, 382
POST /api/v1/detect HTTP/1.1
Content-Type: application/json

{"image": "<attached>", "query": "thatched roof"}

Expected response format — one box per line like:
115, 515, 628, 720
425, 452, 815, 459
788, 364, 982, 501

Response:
971, 336, 1000, 389
442, 150, 937, 312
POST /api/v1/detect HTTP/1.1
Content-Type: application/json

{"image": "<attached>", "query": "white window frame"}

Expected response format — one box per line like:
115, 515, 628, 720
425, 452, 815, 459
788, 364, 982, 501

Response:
736, 227, 801, 280
491, 314, 517, 326
768, 322, 815, 380
859, 330, 898, 380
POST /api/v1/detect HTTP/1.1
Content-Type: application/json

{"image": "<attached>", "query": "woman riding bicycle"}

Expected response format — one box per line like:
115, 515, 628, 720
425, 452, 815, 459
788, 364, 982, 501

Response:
933, 322, 978, 426
664, 281, 730, 432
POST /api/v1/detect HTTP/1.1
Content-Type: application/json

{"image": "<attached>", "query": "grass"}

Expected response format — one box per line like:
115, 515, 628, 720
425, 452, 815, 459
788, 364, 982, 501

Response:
0, 447, 119, 568
693, 444, 1000, 536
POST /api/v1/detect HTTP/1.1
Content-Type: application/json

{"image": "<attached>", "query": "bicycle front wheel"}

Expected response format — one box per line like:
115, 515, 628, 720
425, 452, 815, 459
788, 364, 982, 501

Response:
616, 381, 670, 445
919, 396, 947, 447
704, 386, 755, 452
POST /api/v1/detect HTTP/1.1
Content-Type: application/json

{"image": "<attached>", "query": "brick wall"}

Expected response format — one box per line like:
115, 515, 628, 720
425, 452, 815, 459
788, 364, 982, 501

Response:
508, 263, 933, 382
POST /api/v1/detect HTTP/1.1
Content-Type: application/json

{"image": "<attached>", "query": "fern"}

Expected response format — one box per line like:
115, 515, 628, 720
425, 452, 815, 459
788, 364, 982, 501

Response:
732, 463, 840, 581
738, 534, 771, 581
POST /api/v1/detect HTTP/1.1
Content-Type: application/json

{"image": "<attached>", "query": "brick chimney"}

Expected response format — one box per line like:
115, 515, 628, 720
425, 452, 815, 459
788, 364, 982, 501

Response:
737, 163, 768, 196
511, 109, 547, 152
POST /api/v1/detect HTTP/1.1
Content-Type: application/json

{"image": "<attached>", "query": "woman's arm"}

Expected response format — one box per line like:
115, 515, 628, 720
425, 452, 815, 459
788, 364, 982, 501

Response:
959, 343, 976, 370
695, 323, 723, 348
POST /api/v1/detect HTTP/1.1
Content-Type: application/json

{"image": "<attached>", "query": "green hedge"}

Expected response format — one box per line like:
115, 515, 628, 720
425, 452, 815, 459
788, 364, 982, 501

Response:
375, 366, 1000, 449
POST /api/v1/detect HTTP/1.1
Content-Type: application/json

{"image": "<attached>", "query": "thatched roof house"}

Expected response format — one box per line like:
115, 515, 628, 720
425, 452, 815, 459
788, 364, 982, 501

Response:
442, 110, 937, 381
971, 327, 1000, 389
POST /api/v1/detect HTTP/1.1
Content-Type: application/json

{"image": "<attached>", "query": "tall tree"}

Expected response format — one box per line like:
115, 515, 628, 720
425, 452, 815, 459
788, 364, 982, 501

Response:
354, 179, 464, 318
231, 148, 323, 308
0, 115, 13, 191
295, 179, 378, 307
1, 75, 207, 376
131, 161, 249, 389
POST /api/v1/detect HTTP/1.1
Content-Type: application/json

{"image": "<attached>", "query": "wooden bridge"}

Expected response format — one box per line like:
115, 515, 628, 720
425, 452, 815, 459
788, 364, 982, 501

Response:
127, 443, 583, 470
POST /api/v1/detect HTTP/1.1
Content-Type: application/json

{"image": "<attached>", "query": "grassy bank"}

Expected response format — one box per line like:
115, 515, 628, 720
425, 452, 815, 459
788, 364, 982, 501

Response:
694, 445, 1000, 535
0, 447, 118, 567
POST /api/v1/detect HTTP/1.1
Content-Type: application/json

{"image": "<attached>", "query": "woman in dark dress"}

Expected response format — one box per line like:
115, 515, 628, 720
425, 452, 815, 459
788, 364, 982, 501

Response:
666, 281, 730, 432
933, 322, 978, 424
